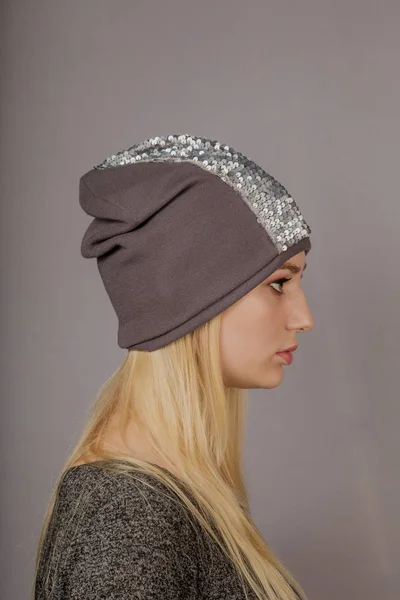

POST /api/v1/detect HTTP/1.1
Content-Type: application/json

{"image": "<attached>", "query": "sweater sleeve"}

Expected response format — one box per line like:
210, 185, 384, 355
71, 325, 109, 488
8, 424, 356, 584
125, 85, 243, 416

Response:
56, 477, 199, 600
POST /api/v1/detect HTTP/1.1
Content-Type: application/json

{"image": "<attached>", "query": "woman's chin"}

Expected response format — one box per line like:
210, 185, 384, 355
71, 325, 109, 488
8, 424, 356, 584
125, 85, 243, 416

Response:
247, 366, 285, 390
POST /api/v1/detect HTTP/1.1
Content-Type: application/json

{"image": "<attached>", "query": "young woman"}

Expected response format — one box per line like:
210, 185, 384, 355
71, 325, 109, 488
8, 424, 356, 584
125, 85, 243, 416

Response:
33, 133, 314, 600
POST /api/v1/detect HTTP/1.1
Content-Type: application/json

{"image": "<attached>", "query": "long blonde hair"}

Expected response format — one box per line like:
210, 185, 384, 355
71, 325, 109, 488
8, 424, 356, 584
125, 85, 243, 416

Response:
32, 312, 308, 600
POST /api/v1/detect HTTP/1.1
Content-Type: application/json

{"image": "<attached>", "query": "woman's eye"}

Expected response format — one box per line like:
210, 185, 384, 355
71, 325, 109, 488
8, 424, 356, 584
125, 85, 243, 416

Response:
269, 277, 291, 293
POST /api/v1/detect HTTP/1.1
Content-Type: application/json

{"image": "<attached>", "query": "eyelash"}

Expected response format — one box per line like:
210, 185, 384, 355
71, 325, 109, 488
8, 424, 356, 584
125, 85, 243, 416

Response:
269, 277, 292, 293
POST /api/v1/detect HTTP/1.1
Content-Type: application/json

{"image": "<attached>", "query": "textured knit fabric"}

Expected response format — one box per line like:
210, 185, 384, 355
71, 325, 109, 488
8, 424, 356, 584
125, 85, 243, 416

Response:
35, 462, 259, 599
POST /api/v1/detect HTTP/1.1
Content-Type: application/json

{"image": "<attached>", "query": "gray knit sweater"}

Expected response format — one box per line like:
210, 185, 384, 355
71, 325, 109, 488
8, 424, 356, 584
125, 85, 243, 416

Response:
35, 461, 260, 599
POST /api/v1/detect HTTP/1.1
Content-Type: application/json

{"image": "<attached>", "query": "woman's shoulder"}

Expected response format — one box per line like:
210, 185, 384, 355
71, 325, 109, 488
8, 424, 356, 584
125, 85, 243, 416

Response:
56, 461, 198, 529
36, 463, 202, 599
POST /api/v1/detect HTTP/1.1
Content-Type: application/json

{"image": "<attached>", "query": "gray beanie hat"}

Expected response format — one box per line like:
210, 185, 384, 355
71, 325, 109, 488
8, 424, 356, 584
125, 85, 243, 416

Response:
79, 133, 311, 351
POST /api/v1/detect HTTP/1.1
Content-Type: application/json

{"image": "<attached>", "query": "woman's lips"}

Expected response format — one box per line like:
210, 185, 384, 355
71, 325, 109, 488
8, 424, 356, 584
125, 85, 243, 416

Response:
275, 351, 293, 365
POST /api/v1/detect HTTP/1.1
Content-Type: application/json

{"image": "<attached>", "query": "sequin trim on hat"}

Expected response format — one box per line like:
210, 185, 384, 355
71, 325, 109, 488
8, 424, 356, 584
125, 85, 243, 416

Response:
94, 133, 311, 253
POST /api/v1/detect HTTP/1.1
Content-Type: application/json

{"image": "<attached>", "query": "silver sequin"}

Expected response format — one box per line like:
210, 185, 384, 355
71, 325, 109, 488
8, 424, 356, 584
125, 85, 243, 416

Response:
94, 133, 311, 253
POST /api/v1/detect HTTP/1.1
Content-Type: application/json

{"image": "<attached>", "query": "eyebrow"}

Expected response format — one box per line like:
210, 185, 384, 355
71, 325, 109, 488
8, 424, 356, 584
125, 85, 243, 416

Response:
279, 261, 307, 276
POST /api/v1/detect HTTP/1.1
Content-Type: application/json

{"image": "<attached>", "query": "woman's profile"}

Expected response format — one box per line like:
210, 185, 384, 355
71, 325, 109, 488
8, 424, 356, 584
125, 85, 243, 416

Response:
33, 133, 314, 600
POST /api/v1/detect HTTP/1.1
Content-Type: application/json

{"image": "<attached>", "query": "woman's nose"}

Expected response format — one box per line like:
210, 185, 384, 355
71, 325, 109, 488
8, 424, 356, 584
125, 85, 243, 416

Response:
290, 293, 314, 332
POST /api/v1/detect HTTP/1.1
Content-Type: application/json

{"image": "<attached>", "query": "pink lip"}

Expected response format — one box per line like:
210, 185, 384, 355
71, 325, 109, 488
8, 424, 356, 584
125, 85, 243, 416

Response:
275, 351, 293, 365
280, 345, 298, 353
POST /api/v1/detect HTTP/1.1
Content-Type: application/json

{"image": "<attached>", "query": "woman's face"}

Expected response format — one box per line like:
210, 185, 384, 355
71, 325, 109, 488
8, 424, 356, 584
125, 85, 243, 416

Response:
220, 251, 313, 389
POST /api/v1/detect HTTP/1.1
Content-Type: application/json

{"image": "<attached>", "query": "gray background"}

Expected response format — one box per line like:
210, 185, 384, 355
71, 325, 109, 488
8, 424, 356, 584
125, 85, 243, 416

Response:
1, 1, 399, 599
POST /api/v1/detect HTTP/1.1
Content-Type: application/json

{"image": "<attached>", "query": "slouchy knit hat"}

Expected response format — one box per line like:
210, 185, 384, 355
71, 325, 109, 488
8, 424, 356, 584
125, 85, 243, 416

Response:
79, 133, 311, 351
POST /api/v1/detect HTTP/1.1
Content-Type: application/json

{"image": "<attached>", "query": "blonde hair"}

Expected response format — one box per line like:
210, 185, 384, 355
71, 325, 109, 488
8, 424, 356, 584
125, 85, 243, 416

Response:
32, 312, 308, 600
